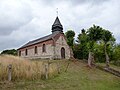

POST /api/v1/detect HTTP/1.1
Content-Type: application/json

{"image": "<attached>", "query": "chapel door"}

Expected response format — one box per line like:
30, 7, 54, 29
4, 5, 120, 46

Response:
61, 47, 65, 59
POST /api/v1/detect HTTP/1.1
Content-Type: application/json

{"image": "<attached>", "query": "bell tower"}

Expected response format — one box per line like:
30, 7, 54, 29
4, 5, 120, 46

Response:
52, 16, 63, 33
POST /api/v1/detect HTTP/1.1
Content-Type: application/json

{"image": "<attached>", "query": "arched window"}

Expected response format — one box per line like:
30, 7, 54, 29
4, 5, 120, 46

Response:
42, 44, 46, 52
25, 49, 27, 56
35, 46, 37, 54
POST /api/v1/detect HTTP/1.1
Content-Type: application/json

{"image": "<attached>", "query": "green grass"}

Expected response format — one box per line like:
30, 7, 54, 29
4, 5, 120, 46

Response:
0, 60, 120, 90
96, 63, 120, 72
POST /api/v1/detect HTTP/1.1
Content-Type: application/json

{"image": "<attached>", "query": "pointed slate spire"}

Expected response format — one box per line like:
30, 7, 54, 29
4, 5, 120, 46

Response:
52, 16, 63, 33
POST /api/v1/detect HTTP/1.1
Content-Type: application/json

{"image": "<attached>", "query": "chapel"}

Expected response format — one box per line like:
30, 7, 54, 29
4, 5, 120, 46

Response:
18, 16, 71, 59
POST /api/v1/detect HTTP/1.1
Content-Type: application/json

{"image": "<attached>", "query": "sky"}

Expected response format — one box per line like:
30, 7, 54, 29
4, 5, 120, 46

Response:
0, 0, 120, 51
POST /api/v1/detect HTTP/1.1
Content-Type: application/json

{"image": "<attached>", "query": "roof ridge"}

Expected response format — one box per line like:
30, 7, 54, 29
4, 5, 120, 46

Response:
18, 32, 60, 49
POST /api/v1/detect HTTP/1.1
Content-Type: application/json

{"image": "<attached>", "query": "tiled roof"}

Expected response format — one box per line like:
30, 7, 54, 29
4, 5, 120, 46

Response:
18, 16, 64, 50
18, 31, 60, 49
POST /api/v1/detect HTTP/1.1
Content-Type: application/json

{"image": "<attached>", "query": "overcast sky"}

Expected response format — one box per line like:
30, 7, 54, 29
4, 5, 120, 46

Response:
0, 0, 120, 51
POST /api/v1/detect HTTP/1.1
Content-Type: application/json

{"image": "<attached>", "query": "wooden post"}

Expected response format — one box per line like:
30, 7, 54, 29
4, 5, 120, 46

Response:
8, 64, 12, 81
57, 63, 60, 74
45, 64, 48, 79
65, 62, 70, 72
47, 60, 50, 78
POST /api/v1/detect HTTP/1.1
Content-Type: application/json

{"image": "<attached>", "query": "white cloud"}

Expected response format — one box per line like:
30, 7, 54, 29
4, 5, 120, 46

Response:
0, 0, 33, 35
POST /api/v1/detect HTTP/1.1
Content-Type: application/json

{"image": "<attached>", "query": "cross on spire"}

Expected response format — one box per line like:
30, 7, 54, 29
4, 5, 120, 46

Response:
56, 8, 58, 16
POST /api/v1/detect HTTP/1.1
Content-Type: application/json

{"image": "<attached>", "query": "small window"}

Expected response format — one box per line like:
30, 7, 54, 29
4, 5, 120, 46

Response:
19, 51, 21, 56
42, 44, 46, 52
35, 46, 37, 54
25, 49, 28, 56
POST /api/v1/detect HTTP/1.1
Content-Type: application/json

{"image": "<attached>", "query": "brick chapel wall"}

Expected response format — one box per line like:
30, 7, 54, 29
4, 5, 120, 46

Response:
18, 40, 54, 59
54, 34, 70, 59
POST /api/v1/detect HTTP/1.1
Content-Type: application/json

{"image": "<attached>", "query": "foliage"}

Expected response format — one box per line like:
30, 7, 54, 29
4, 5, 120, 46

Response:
74, 29, 88, 59
102, 30, 115, 43
64, 25, 119, 67
65, 30, 75, 48
87, 25, 103, 51
86, 25, 104, 67
1, 49, 17, 56
73, 44, 81, 59
111, 44, 120, 66
101, 29, 115, 67
93, 41, 115, 63
94, 42, 105, 63
87, 25, 103, 40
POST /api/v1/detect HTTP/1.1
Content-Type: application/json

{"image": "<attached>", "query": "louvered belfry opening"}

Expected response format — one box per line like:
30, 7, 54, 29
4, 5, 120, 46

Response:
52, 16, 63, 33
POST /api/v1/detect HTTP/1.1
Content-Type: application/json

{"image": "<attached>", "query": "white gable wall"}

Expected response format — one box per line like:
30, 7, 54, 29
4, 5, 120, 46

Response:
55, 35, 70, 59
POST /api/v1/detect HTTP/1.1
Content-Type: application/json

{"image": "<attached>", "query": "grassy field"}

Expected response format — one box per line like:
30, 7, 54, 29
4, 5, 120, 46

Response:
0, 57, 120, 90
96, 63, 120, 72
0, 55, 58, 81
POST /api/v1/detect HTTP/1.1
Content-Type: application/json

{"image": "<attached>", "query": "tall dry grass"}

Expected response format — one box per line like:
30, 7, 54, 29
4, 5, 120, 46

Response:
0, 55, 58, 81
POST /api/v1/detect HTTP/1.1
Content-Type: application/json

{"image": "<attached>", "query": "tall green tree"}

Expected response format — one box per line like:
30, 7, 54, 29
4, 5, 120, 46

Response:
65, 30, 75, 58
102, 30, 115, 67
76, 29, 88, 59
65, 30, 75, 48
87, 25, 103, 67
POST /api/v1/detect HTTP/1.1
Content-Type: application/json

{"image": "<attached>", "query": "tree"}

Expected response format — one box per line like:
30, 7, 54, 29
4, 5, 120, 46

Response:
65, 30, 75, 48
102, 30, 115, 68
112, 44, 120, 66
93, 42, 105, 63
76, 29, 88, 60
65, 30, 75, 59
87, 25, 103, 67
1, 49, 17, 56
